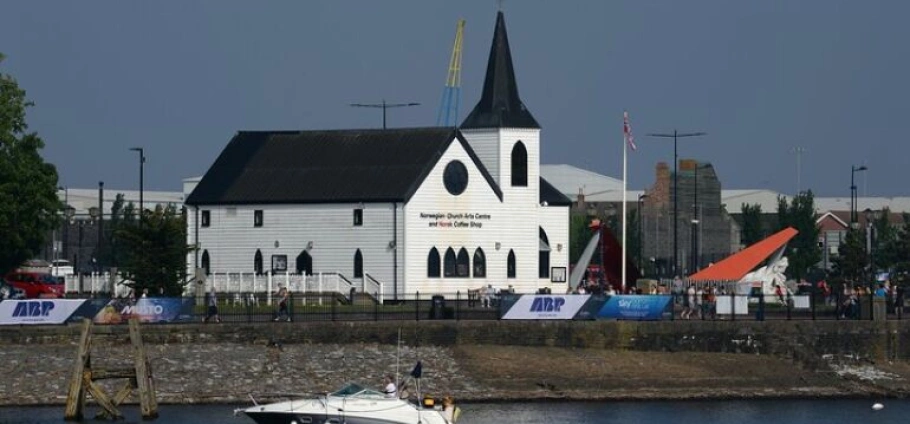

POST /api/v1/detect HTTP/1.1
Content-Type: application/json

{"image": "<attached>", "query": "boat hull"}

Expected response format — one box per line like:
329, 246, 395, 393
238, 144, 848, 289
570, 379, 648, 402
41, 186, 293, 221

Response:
244, 410, 447, 424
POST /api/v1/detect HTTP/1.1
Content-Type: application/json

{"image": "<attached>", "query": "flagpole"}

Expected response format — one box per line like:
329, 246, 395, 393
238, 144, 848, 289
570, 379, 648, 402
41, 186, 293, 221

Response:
621, 112, 628, 291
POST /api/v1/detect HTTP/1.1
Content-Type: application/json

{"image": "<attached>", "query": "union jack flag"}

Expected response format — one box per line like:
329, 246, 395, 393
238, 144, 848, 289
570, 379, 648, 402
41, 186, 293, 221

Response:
624, 111, 637, 151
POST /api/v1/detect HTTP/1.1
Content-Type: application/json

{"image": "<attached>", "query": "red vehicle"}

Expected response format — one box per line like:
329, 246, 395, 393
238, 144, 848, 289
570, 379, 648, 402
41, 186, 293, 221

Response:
4, 271, 65, 299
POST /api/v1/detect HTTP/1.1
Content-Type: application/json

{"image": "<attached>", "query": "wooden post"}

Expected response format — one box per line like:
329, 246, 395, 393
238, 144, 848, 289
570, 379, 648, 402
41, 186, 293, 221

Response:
64, 319, 93, 420
86, 376, 122, 419
129, 318, 158, 419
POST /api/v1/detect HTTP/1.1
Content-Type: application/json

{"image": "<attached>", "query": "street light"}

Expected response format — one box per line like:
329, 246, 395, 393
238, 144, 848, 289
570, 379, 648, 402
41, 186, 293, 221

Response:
350, 100, 420, 129
57, 186, 69, 271
130, 147, 145, 220
691, 162, 701, 273
850, 165, 867, 225
647, 130, 707, 277
637, 193, 648, 274
863, 208, 881, 282
97, 181, 104, 271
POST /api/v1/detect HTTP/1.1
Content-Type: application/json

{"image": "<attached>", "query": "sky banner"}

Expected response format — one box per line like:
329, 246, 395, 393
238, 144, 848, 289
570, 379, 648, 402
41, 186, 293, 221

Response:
597, 295, 672, 321
0, 299, 87, 325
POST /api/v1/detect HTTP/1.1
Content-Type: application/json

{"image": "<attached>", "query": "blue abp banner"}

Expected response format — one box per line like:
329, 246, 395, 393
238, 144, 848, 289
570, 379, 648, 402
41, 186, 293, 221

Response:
598, 295, 672, 320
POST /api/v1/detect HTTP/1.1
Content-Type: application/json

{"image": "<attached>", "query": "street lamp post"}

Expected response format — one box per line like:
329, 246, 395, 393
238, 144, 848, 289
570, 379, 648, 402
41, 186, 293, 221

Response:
691, 162, 700, 273
130, 147, 145, 220
637, 194, 648, 273
850, 165, 868, 225
791, 147, 807, 194
350, 100, 421, 129
647, 130, 707, 277
863, 208, 881, 282
97, 181, 104, 271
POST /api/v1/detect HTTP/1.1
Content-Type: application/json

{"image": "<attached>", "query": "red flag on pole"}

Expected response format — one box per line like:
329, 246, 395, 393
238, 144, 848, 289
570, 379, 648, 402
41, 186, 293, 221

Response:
624, 111, 636, 151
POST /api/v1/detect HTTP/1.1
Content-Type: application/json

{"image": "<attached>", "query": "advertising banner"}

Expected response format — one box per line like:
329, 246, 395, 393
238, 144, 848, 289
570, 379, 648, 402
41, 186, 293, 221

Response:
597, 295, 672, 320
78, 298, 196, 324
716, 296, 749, 315
0, 299, 87, 325
501, 294, 591, 320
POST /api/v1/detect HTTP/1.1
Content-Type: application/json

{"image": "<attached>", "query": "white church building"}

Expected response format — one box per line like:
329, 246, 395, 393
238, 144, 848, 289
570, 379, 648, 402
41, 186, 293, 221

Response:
184, 11, 571, 298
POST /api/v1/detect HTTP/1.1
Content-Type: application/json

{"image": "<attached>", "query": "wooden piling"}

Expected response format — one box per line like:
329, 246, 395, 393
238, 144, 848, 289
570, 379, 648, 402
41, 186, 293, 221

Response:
64, 319, 93, 421
63, 317, 159, 420
130, 317, 158, 419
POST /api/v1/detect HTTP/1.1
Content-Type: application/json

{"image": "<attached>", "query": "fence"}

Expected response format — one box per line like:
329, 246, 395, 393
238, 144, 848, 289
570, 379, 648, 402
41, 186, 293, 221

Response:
58, 290, 906, 323
62, 271, 383, 303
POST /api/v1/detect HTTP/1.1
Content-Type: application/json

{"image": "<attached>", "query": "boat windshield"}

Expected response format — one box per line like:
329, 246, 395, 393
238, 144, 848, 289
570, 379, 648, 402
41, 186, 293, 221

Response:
330, 383, 386, 398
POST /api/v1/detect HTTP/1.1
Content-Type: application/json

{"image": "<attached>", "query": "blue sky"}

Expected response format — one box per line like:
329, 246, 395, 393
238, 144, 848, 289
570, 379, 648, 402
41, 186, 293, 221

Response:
2, 1, 907, 196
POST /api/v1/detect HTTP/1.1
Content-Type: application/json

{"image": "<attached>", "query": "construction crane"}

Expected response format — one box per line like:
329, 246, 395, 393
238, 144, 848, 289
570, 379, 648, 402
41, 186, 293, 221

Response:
436, 19, 465, 127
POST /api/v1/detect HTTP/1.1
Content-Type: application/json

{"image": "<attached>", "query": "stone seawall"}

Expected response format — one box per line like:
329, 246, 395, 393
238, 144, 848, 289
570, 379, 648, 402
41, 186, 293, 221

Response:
2, 320, 910, 406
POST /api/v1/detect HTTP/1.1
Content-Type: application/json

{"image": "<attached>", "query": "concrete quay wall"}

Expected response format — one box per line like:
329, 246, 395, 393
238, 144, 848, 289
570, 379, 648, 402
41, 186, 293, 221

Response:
1, 320, 908, 406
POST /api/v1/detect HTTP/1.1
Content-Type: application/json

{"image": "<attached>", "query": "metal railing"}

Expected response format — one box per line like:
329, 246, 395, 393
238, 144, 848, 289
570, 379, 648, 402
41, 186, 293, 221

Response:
55, 290, 906, 323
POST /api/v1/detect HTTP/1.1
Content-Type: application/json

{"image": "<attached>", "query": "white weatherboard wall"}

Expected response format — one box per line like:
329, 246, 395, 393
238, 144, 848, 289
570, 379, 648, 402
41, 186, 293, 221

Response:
539, 205, 570, 292
404, 132, 554, 295
460, 129, 500, 185
189, 203, 400, 294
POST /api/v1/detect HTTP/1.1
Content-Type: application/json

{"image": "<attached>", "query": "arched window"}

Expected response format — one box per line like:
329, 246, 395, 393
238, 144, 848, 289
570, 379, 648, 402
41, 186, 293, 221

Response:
254, 249, 263, 274
296, 250, 313, 275
201, 250, 210, 275
511, 141, 528, 187
507, 249, 517, 279
456, 248, 470, 278
443, 248, 457, 277
354, 249, 363, 278
539, 227, 550, 279
473, 248, 486, 278
427, 247, 441, 278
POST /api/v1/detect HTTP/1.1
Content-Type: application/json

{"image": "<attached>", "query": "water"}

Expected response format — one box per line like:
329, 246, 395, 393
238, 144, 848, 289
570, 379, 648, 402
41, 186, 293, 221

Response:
1, 399, 907, 423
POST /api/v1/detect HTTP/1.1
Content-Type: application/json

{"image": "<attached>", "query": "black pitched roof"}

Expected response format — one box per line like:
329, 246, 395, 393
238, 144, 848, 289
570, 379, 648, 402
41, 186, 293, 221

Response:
461, 11, 539, 129
540, 177, 572, 206
185, 127, 503, 206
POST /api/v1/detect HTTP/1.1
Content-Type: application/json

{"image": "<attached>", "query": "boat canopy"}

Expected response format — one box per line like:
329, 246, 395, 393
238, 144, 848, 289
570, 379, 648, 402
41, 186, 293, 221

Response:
330, 383, 386, 399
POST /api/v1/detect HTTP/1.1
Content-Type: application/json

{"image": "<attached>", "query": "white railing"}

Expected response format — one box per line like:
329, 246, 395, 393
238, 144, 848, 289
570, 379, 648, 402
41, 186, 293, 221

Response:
63, 271, 377, 303
363, 272, 384, 303
64, 273, 132, 297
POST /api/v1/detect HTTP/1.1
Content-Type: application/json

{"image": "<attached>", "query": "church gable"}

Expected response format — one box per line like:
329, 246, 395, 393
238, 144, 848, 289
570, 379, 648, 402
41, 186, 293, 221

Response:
410, 133, 504, 203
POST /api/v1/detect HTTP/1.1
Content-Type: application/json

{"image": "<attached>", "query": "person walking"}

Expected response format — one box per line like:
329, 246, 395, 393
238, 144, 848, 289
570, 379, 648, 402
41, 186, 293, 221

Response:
204, 286, 222, 323
273, 286, 290, 322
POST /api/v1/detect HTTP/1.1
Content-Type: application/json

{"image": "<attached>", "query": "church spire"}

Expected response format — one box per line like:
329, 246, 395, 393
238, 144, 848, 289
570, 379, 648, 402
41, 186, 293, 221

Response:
461, 11, 539, 129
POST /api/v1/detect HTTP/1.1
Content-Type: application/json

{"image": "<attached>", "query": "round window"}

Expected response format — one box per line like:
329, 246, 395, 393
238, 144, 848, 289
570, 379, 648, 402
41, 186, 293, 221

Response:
443, 160, 468, 195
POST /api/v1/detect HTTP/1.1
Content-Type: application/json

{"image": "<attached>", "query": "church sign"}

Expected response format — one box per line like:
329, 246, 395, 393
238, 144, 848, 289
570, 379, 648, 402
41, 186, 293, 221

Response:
419, 212, 491, 229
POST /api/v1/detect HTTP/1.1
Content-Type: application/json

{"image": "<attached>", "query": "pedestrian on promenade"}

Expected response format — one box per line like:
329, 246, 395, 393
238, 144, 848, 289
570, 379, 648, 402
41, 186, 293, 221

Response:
204, 286, 221, 323
273, 286, 290, 322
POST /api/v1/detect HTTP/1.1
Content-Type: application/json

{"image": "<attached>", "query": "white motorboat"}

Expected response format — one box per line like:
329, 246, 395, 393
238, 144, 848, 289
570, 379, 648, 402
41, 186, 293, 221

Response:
238, 383, 455, 424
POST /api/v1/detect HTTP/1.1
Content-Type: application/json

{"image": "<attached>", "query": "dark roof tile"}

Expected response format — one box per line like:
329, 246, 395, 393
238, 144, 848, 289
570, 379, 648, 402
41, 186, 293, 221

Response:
186, 127, 504, 205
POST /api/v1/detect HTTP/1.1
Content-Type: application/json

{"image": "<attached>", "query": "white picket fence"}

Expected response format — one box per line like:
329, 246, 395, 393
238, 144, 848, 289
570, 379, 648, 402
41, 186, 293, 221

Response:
63, 271, 384, 303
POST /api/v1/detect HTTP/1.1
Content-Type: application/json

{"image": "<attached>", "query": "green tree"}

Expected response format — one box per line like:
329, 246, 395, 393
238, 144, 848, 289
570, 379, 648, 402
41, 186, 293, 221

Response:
114, 204, 190, 296
0, 53, 61, 274
871, 208, 898, 272
776, 191, 821, 282
627, 207, 642, 273
832, 228, 868, 281
740, 203, 764, 246
890, 213, 910, 284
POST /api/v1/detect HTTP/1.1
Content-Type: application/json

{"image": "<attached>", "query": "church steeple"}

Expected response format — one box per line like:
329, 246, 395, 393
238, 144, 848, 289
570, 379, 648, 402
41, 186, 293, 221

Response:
461, 11, 539, 129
